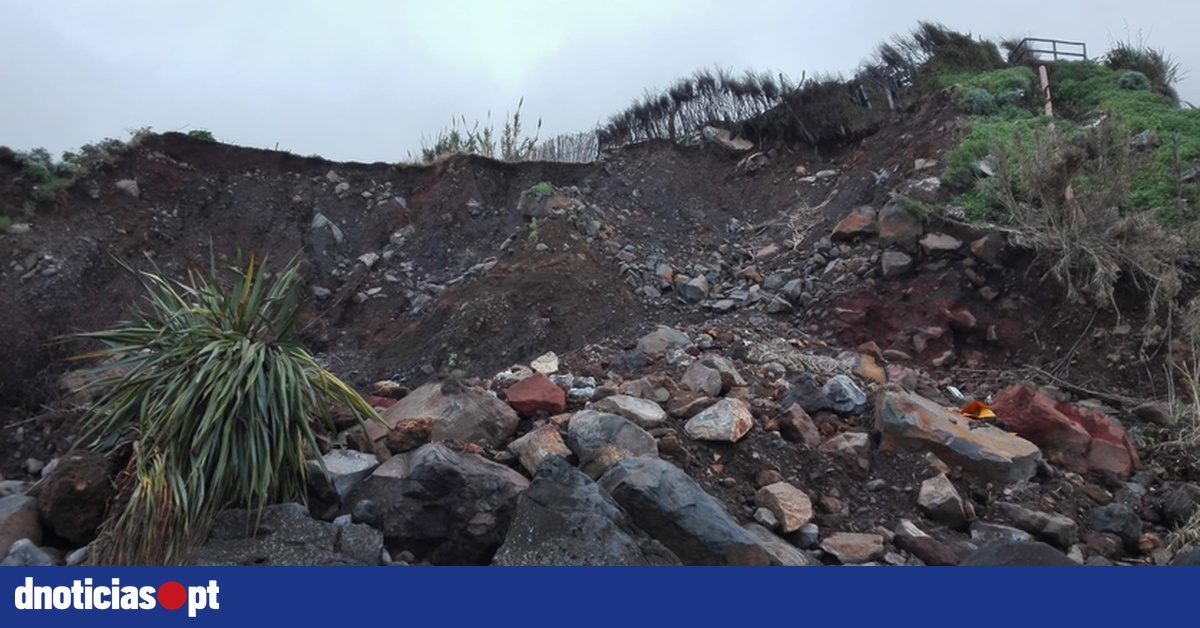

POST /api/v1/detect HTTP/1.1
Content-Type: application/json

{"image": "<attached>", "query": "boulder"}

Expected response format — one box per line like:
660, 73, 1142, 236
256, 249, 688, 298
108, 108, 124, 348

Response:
820, 533, 885, 564
599, 457, 770, 566
492, 457, 680, 566
1088, 503, 1142, 552
316, 449, 379, 502
970, 233, 1005, 265
831, 206, 878, 241
918, 473, 968, 529
1, 539, 56, 567
880, 251, 914, 278
755, 482, 814, 533
874, 389, 1042, 483
371, 381, 519, 448
877, 201, 924, 251
507, 424, 573, 475
192, 502, 382, 566
822, 375, 867, 415
684, 398, 755, 443
991, 381, 1140, 477
742, 523, 819, 566
698, 355, 747, 390
566, 410, 658, 479
995, 502, 1078, 549
592, 395, 667, 429
777, 405, 821, 447
894, 520, 959, 566
970, 522, 1036, 545
503, 373, 567, 417
36, 451, 113, 546
681, 362, 723, 397
919, 233, 963, 254
960, 540, 1078, 566
818, 432, 872, 472
347, 443, 530, 565
636, 326, 692, 355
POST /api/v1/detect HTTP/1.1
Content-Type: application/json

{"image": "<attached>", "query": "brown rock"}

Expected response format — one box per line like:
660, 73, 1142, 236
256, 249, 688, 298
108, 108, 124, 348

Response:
504, 373, 567, 418
831, 206, 878, 240
1084, 531, 1125, 559
667, 390, 717, 419
756, 470, 784, 488
777, 405, 821, 448
821, 532, 886, 564
385, 417, 435, 453
755, 482, 814, 533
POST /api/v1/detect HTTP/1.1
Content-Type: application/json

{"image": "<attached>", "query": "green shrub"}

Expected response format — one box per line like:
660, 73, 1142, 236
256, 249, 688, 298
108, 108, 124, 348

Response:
187, 129, 216, 141
528, 182, 553, 197
953, 188, 998, 221
67, 255, 380, 565
1118, 71, 1152, 92
964, 88, 998, 115
1105, 36, 1183, 100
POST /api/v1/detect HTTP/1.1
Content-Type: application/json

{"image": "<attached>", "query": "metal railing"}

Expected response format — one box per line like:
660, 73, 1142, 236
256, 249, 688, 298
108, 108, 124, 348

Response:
1007, 37, 1088, 64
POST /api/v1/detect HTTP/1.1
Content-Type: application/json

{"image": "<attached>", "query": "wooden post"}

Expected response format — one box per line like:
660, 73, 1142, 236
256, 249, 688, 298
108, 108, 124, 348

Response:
1041, 64, 1081, 222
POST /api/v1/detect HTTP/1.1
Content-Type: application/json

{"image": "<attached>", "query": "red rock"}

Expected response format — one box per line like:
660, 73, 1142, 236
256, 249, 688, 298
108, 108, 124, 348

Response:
990, 382, 1092, 474
503, 373, 566, 417
992, 381, 1140, 478
1056, 402, 1141, 476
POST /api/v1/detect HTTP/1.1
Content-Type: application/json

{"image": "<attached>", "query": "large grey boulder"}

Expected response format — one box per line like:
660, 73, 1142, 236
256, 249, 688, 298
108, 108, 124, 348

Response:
347, 443, 529, 565
369, 380, 519, 448
874, 389, 1042, 483
599, 457, 770, 566
492, 457, 680, 566
192, 502, 382, 566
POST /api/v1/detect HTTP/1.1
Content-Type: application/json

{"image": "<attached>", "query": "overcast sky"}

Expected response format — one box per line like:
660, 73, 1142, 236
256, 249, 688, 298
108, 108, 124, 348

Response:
1, 0, 1196, 163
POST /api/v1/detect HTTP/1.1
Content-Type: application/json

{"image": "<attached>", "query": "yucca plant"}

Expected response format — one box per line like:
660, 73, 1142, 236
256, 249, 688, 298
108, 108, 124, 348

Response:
65, 253, 380, 565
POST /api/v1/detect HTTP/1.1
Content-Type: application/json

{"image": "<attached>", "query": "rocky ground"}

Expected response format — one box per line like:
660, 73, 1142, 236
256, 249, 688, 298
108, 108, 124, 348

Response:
1, 95, 1198, 566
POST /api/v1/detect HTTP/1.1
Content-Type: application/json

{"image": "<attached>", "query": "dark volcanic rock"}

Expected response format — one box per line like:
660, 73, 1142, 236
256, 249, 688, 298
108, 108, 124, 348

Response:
960, 540, 1078, 566
347, 443, 530, 565
599, 457, 770, 566
492, 457, 680, 566
36, 452, 113, 546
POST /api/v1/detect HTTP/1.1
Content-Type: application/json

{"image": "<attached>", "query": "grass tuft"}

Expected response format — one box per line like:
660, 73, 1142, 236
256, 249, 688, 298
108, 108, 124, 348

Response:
65, 253, 380, 565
